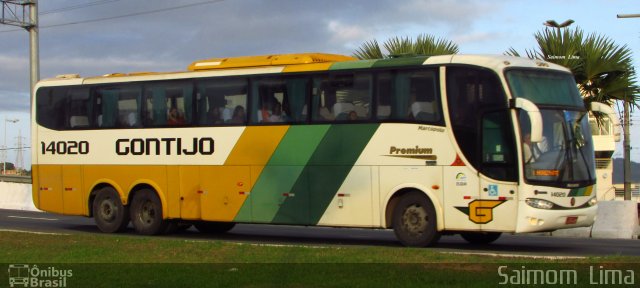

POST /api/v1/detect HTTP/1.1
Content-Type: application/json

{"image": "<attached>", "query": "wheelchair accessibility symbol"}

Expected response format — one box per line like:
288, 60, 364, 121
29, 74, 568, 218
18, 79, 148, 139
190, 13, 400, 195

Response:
488, 184, 498, 197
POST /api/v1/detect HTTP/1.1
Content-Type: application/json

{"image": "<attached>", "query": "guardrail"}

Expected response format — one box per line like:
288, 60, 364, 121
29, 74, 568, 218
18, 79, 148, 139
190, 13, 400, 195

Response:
0, 175, 32, 184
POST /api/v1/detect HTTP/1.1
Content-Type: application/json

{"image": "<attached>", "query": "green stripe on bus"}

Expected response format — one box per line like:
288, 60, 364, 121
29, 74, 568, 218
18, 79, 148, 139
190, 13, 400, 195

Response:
568, 188, 581, 197
371, 56, 429, 68
272, 124, 379, 224
329, 59, 378, 70
234, 125, 330, 223
568, 186, 593, 197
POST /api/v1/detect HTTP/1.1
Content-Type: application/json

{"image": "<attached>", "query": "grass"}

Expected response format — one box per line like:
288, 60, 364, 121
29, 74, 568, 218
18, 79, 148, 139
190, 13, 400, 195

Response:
0, 231, 638, 287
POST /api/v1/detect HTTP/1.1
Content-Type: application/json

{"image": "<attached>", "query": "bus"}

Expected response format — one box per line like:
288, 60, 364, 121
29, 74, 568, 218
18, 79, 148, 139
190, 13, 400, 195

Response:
32, 53, 607, 247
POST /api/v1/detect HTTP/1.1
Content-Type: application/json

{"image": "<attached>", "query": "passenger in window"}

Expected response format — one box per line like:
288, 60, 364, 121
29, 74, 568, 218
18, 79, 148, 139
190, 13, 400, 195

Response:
229, 105, 246, 124
122, 112, 138, 127
259, 102, 272, 123
167, 107, 185, 125
207, 108, 224, 124
348, 111, 358, 121
220, 106, 232, 122
268, 102, 285, 122
317, 106, 335, 121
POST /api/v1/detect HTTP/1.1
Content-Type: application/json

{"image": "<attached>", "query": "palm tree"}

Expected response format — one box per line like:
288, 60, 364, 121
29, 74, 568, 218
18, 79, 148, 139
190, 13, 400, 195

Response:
353, 34, 459, 60
506, 26, 639, 108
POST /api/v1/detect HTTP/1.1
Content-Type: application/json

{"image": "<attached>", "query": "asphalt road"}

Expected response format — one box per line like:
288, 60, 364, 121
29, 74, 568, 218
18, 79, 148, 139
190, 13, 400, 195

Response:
1, 209, 639, 258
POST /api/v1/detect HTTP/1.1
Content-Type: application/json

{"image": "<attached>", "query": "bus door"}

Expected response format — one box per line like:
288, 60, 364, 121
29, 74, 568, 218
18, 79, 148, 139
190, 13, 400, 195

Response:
476, 110, 518, 231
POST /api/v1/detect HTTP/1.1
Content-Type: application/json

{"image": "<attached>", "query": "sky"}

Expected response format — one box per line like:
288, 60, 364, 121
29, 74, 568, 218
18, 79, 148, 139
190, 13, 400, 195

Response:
0, 0, 639, 168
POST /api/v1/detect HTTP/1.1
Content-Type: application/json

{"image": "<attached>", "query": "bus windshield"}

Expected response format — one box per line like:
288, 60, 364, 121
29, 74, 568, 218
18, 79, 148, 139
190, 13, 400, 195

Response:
506, 69, 583, 107
506, 69, 595, 187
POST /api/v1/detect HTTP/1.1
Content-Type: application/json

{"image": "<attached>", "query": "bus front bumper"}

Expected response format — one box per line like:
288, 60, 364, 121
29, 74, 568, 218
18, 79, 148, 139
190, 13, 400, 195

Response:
515, 201, 598, 233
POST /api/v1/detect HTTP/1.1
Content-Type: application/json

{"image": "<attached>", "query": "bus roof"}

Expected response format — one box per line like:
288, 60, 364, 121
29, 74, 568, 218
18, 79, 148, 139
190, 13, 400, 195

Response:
187, 53, 357, 71
40, 53, 570, 85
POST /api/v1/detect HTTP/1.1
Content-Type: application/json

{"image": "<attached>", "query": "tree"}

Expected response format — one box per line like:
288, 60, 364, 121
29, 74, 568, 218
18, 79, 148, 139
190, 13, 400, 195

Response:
1, 162, 15, 172
506, 26, 639, 109
354, 34, 459, 60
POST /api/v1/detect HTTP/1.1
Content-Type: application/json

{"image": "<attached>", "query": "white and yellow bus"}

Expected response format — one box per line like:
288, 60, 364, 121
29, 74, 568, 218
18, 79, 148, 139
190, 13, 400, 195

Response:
32, 53, 603, 246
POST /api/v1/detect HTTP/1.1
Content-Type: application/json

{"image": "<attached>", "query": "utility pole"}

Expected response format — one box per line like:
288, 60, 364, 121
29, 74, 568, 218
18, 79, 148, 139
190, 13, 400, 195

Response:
617, 13, 638, 201
1, 0, 39, 97
14, 129, 24, 174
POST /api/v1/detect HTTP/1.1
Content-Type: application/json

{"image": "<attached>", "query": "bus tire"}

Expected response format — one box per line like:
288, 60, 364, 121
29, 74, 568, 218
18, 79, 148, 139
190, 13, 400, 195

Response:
392, 191, 440, 247
194, 221, 236, 234
460, 232, 502, 244
92, 187, 129, 233
130, 189, 167, 235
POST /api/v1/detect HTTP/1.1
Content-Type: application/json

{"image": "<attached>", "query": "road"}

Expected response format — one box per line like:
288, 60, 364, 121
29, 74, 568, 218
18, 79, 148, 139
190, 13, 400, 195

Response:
1, 209, 638, 258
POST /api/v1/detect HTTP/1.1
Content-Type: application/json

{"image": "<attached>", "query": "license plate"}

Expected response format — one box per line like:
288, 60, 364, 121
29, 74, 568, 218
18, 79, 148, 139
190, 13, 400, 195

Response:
565, 216, 578, 224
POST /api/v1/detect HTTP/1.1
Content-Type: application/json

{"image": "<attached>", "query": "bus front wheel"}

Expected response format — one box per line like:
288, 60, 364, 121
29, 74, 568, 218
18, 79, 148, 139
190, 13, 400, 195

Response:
392, 191, 440, 247
130, 189, 167, 235
92, 187, 129, 233
460, 232, 502, 244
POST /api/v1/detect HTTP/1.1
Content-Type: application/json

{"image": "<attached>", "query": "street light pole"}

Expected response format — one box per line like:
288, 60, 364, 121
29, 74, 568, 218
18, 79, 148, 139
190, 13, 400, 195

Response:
29, 0, 39, 101
0, 0, 39, 101
616, 13, 638, 201
3, 118, 19, 175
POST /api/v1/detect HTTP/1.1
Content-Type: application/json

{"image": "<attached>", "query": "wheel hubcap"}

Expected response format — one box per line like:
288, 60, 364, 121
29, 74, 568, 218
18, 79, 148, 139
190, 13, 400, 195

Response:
100, 199, 116, 222
402, 204, 428, 235
139, 200, 156, 225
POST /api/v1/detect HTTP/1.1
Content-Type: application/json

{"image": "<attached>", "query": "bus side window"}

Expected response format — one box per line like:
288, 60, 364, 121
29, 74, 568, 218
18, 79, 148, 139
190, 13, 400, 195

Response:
196, 78, 247, 126
313, 73, 372, 122
378, 69, 440, 123
145, 81, 193, 127
250, 77, 308, 124
36, 87, 67, 130
67, 88, 91, 129
95, 85, 142, 128
312, 78, 336, 122
447, 66, 511, 177
376, 73, 392, 120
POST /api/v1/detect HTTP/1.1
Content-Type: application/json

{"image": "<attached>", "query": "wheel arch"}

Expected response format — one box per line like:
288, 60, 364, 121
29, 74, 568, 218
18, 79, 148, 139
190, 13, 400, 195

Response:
383, 184, 444, 231
127, 180, 168, 220
87, 180, 125, 218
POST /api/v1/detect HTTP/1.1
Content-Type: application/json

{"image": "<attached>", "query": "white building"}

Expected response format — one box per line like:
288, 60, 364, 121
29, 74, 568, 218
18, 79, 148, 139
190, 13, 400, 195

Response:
589, 114, 620, 201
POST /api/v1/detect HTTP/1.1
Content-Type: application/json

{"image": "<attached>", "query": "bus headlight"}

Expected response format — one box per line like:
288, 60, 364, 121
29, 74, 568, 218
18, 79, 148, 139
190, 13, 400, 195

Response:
587, 197, 597, 207
525, 198, 554, 210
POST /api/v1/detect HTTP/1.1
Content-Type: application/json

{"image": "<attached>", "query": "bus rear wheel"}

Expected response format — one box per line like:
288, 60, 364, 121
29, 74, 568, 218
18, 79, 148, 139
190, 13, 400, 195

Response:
194, 221, 236, 234
92, 187, 129, 233
130, 189, 167, 235
392, 191, 440, 247
460, 232, 502, 244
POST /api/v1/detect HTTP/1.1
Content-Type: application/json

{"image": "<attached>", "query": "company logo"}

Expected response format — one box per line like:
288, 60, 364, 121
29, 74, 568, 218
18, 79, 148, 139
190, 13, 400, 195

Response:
455, 200, 506, 224
455, 173, 467, 186
8, 264, 72, 287
384, 146, 437, 161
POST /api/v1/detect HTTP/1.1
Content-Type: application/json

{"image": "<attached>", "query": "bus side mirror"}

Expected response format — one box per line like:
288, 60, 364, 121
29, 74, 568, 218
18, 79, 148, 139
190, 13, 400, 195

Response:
511, 98, 543, 142
590, 102, 621, 142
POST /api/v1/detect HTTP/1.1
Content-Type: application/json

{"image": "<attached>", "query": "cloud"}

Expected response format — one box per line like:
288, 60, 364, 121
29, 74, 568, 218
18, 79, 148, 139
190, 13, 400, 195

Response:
0, 90, 30, 112
453, 32, 501, 45
0, 0, 506, 114
326, 20, 373, 49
